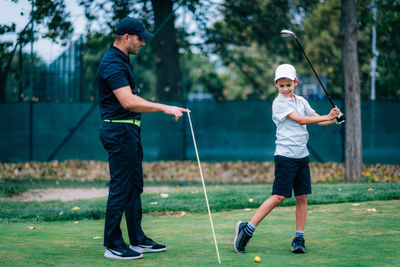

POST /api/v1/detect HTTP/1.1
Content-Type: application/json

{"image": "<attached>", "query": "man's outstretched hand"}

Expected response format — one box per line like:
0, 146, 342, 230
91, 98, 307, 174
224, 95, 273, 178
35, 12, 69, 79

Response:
163, 106, 190, 121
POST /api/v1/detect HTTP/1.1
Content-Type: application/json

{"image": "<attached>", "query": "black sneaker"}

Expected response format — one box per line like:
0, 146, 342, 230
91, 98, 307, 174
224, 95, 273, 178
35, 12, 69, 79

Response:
233, 221, 252, 253
291, 236, 306, 253
130, 237, 167, 253
104, 243, 143, 260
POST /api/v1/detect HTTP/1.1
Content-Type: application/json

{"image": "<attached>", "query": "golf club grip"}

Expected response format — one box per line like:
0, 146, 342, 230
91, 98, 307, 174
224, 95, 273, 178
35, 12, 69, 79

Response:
294, 39, 336, 108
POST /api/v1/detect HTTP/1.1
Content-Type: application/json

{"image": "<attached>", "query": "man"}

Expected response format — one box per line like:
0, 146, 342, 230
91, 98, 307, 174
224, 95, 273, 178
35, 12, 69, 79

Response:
98, 17, 187, 260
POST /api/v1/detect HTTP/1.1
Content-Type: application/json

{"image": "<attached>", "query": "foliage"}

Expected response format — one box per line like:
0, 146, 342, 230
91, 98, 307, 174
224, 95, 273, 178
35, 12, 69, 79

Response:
80, 33, 113, 101
80, 32, 224, 102
0, 0, 72, 102
0, 23, 16, 60
78, 0, 202, 101
375, 0, 400, 99
31, 0, 73, 44
207, 0, 319, 99
4, 51, 47, 102
1, 160, 398, 184
209, 0, 398, 100
301, 0, 373, 99
181, 51, 225, 100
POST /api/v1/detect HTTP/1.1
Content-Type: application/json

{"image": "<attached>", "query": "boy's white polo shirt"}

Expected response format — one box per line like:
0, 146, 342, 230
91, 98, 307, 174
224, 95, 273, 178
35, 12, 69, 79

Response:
272, 93, 315, 158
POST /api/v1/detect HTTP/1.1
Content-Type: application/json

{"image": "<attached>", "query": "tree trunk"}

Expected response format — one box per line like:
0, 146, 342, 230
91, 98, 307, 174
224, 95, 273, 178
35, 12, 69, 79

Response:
151, 0, 182, 101
341, 0, 362, 181
151, 0, 184, 160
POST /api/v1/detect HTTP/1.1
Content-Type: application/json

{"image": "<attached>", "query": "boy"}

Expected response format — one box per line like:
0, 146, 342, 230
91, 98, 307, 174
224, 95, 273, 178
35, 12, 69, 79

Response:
233, 64, 341, 254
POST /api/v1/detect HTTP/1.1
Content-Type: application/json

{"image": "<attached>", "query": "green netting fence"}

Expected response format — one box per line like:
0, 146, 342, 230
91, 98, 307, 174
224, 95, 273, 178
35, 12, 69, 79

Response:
0, 100, 399, 164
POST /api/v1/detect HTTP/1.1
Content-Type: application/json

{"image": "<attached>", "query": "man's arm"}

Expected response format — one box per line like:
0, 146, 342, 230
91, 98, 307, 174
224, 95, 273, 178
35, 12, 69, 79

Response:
113, 86, 187, 121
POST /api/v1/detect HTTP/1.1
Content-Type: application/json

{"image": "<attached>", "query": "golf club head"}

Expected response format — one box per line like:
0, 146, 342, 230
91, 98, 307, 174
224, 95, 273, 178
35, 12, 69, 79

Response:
280, 29, 297, 39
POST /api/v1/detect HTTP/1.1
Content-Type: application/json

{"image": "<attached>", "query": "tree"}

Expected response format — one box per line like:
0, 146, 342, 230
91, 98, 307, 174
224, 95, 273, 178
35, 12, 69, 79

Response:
341, 0, 362, 181
5, 51, 47, 102
206, 0, 321, 99
80, 0, 206, 102
301, 0, 372, 99
0, 23, 17, 101
151, 0, 182, 101
0, 0, 72, 102
375, 0, 400, 100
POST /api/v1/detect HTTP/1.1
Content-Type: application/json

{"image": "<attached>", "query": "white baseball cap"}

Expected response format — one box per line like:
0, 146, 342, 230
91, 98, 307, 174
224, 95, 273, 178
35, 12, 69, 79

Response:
274, 64, 297, 81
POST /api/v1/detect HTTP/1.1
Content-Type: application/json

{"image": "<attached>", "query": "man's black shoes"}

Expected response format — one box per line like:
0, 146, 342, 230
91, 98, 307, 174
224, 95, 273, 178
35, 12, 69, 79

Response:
234, 221, 252, 253
291, 236, 306, 253
130, 237, 167, 253
104, 243, 143, 260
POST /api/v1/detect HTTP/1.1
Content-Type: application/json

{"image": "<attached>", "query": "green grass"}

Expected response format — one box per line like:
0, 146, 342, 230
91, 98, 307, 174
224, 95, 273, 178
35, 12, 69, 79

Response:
0, 200, 399, 266
0, 183, 399, 222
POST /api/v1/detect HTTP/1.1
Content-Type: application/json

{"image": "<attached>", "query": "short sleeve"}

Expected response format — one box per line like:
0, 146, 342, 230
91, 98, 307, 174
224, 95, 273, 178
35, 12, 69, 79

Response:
273, 100, 294, 122
302, 98, 315, 116
103, 63, 130, 91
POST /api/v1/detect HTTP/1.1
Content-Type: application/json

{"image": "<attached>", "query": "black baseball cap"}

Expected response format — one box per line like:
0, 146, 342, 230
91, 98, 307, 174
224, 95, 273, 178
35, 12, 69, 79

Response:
114, 17, 154, 39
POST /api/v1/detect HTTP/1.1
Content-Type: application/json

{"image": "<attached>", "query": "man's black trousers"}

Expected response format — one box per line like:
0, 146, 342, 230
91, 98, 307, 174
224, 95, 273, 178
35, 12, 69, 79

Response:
100, 122, 146, 248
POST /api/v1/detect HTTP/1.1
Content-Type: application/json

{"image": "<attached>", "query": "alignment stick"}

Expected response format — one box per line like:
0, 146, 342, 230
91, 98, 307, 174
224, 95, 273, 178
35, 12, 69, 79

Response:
187, 110, 221, 264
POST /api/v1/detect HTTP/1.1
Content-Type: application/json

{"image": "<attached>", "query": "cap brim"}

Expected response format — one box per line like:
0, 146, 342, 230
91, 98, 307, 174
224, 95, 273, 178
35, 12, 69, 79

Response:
274, 76, 296, 82
138, 30, 154, 40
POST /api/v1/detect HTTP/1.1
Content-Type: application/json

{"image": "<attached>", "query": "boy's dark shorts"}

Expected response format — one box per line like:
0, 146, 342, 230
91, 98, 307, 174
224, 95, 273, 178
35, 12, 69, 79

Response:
272, 155, 311, 198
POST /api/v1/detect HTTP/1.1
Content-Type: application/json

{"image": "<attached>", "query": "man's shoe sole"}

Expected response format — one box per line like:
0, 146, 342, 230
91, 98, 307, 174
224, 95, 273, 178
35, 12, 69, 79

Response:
104, 249, 143, 260
233, 221, 245, 253
130, 245, 167, 253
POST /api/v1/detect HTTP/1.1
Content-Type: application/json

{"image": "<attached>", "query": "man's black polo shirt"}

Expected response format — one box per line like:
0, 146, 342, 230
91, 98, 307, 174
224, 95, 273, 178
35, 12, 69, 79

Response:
98, 45, 141, 120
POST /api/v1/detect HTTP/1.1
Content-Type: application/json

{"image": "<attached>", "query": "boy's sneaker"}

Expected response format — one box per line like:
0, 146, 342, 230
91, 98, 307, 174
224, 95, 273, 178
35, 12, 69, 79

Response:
233, 221, 252, 253
104, 243, 143, 260
291, 236, 306, 253
130, 237, 167, 253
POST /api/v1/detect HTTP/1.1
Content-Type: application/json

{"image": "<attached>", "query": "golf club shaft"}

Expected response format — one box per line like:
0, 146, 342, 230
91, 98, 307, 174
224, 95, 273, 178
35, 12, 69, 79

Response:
294, 38, 336, 108
187, 111, 221, 264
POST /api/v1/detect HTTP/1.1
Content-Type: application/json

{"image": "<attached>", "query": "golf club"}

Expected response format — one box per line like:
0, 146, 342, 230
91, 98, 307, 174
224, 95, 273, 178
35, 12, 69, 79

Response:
280, 29, 345, 124
187, 110, 221, 264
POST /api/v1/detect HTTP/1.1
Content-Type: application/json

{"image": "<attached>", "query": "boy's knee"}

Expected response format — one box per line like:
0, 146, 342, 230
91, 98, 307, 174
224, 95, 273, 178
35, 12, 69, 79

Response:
272, 194, 285, 203
296, 194, 307, 203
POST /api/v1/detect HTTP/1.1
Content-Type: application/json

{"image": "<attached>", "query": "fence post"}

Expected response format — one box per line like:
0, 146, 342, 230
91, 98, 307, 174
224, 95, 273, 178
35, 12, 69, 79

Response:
29, 101, 33, 161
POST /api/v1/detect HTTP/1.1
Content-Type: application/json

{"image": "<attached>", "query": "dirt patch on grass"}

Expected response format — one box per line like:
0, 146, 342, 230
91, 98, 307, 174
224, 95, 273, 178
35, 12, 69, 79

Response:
2, 186, 177, 202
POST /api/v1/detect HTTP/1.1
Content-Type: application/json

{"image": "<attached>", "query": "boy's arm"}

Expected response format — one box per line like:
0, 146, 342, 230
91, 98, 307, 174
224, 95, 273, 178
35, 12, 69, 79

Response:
287, 108, 339, 125
311, 112, 335, 125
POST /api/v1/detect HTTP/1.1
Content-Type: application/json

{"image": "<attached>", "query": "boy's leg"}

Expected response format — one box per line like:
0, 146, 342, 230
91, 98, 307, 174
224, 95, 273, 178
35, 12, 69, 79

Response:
295, 194, 307, 232
234, 195, 285, 253
250, 194, 285, 226
234, 155, 298, 253
292, 156, 311, 253
292, 194, 307, 253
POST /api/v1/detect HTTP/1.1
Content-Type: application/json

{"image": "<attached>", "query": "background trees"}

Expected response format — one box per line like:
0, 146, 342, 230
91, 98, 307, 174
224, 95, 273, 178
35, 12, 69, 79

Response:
375, 0, 400, 100
1, 0, 399, 174
0, 0, 72, 102
2, 0, 398, 102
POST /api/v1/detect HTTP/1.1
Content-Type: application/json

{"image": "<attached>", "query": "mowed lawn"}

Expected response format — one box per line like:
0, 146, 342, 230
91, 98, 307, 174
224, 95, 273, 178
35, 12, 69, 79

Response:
0, 200, 399, 266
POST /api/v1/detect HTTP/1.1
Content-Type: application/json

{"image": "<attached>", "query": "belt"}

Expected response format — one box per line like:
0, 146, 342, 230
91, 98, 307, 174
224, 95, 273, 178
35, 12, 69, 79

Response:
103, 119, 141, 127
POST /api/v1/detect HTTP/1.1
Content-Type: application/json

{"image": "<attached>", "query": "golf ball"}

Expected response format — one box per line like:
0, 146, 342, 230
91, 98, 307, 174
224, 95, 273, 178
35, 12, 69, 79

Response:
254, 256, 261, 263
